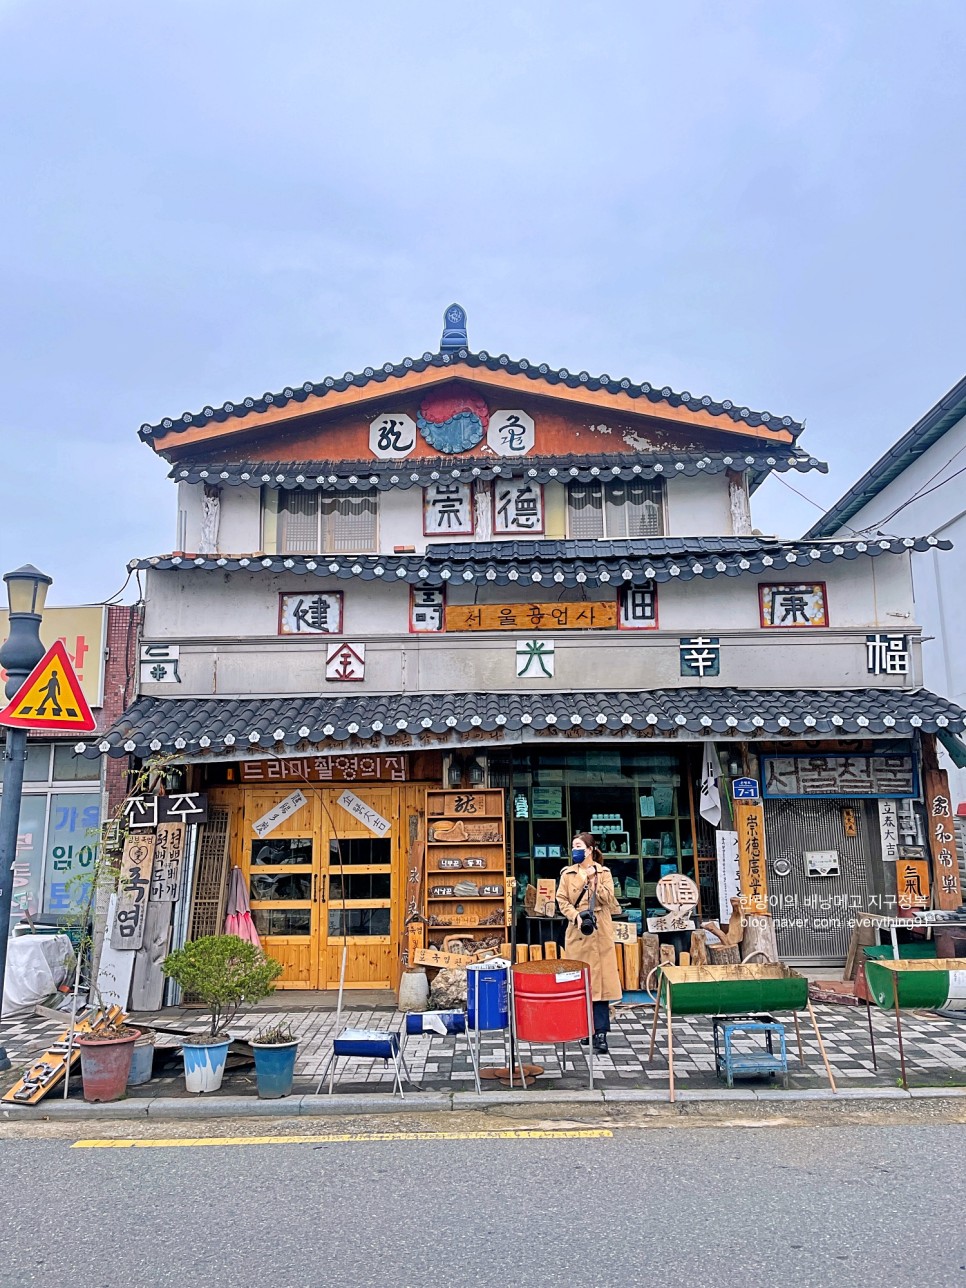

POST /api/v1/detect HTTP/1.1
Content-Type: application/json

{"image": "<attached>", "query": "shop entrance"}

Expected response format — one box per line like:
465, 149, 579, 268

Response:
764, 797, 882, 964
241, 786, 402, 990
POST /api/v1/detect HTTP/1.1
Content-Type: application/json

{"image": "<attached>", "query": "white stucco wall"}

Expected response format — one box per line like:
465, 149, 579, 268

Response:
832, 409, 966, 802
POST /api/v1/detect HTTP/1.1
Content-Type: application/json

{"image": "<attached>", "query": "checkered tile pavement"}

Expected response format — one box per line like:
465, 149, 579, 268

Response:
4, 998, 966, 1096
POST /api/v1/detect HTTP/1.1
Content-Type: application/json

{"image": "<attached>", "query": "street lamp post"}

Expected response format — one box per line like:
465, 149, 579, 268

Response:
0, 565, 52, 1071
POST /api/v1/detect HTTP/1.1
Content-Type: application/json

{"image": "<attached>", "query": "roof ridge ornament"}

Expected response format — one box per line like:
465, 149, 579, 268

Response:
440, 303, 468, 352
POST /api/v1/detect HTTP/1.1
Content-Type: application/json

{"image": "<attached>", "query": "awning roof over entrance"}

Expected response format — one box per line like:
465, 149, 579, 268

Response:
79, 687, 965, 759
128, 535, 950, 589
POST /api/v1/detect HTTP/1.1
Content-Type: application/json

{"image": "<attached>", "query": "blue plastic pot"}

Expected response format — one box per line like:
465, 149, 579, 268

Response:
252, 1040, 299, 1098
182, 1039, 230, 1094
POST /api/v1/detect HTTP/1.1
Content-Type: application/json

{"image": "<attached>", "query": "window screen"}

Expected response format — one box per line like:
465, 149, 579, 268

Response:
567, 480, 664, 538
276, 489, 378, 553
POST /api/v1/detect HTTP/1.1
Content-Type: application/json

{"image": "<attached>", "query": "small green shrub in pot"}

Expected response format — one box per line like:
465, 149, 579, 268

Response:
162, 935, 283, 1041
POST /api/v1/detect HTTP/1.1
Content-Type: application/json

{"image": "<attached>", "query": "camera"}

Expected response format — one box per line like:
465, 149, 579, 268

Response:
578, 909, 597, 936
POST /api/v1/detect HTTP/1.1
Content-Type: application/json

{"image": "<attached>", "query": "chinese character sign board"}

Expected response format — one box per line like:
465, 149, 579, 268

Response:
111, 834, 156, 950
618, 585, 657, 629
369, 413, 417, 459
897, 858, 931, 910
423, 481, 474, 535
878, 799, 901, 862
278, 592, 344, 635
410, 588, 445, 633
715, 830, 742, 922
758, 583, 828, 628
516, 639, 554, 678
679, 637, 720, 677
140, 643, 181, 684
446, 602, 616, 632
325, 641, 365, 681
487, 409, 535, 456
925, 768, 962, 910
336, 790, 391, 836
866, 633, 910, 676
493, 479, 544, 533
734, 800, 768, 914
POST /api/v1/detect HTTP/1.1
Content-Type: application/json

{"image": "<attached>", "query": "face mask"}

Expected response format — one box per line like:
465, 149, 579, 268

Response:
572, 848, 585, 862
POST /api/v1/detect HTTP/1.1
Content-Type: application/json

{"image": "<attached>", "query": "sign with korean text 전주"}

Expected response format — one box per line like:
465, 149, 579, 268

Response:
925, 768, 962, 910
734, 801, 768, 914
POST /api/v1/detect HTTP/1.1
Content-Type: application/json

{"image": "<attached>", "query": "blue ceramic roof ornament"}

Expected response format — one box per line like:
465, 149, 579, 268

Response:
440, 303, 468, 352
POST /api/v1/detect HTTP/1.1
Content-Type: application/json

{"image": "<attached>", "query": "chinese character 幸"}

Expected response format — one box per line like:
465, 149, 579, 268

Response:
679, 637, 720, 677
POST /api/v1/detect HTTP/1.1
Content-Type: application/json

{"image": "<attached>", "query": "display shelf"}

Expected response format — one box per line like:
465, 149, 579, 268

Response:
424, 788, 509, 942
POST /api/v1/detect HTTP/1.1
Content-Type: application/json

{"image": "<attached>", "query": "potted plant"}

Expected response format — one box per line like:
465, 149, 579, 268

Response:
75, 1015, 142, 1102
251, 1022, 300, 1098
162, 935, 282, 1094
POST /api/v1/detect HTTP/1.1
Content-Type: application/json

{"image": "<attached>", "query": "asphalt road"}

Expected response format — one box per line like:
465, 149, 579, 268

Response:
0, 1119, 963, 1287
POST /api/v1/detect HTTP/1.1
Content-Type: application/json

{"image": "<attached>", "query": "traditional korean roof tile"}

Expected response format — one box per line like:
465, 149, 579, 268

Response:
170, 448, 827, 494
80, 687, 966, 758
805, 373, 966, 538
139, 348, 805, 444
127, 535, 951, 589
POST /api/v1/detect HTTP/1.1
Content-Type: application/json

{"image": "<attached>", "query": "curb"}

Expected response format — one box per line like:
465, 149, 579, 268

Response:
4, 1084, 966, 1123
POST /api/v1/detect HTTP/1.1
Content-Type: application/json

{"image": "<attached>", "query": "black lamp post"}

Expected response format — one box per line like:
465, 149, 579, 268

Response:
0, 565, 52, 1071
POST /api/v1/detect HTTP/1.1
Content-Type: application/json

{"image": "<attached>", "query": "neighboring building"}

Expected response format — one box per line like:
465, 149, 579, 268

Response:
1, 604, 137, 926
805, 375, 966, 810
83, 307, 964, 975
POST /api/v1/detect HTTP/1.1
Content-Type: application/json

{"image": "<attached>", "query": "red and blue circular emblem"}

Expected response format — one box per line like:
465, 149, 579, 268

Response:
416, 390, 489, 453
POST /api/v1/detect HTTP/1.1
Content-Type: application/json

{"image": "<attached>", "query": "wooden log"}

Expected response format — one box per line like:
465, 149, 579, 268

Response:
689, 931, 709, 967
623, 941, 640, 991
701, 897, 745, 948
613, 943, 624, 988
659, 944, 676, 967
543, 941, 558, 960
741, 913, 779, 964
499, 941, 512, 960
709, 943, 741, 966
679, 951, 690, 967
639, 933, 660, 988
515, 944, 528, 964
528, 944, 542, 961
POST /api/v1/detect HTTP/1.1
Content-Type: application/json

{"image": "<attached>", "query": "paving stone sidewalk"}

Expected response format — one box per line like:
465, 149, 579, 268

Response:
4, 996, 966, 1098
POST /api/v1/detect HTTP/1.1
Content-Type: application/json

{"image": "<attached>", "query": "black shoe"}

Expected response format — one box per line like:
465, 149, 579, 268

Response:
592, 1034, 608, 1054
579, 1037, 589, 1046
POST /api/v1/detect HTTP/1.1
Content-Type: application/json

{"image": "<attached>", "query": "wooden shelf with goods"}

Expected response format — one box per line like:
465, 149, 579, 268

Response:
423, 787, 509, 951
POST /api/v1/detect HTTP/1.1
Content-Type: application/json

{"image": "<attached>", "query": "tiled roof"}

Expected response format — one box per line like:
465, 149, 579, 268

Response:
81, 687, 965, 758
128, 535, 951, 589
139, 349, 804, 443
805, 374, 966, 538
171, 448, 827, 494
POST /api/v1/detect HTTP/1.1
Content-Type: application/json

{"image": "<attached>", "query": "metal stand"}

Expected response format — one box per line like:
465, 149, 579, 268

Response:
892, 973, 908, 1090
866, 1000, 878, 1071
510, 968, 594, 1091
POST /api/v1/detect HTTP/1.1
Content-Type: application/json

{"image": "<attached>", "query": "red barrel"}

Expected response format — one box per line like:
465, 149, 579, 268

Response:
513, 960, 591, 1042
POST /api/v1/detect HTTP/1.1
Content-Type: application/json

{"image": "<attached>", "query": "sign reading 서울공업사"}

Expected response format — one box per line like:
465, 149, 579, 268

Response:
762, 754, 915, 799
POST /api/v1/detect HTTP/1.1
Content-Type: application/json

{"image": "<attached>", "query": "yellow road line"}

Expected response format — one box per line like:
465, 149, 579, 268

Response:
72, 1128, 613, 1149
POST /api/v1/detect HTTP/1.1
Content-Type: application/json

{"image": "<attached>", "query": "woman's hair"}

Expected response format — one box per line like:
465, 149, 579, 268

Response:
575, 831, 602, 861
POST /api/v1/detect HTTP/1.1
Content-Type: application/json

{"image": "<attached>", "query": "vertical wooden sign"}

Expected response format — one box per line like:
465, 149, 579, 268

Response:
897, 858, 931, 910
734, 800, 769, 914
150, 823, 186, 902
400, 827, 425, 969
110, 834, 156, 950
925, 768, 962, 910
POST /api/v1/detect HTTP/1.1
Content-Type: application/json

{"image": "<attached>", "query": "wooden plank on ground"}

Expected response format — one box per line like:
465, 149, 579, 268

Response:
130, 900, 173, 1011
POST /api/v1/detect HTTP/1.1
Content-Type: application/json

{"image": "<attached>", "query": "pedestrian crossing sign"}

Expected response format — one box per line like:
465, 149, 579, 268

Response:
0, 638, 97, 731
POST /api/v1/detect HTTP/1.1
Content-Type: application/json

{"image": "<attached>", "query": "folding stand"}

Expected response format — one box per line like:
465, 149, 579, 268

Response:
466, 970, 511, 1096
316, 1027, 415, 1098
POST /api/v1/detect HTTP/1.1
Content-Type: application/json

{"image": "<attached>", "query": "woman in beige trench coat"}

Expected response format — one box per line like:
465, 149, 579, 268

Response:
556, 832, 622, 1052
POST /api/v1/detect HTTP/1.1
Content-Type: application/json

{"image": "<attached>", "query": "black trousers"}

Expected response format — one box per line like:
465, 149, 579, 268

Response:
593, 1001, 611, 1034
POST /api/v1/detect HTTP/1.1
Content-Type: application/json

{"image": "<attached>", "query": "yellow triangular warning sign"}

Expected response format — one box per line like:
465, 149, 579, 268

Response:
0, 639, 96, 732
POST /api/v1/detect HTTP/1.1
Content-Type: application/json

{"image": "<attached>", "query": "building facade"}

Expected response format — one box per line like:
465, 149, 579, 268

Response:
84, 308, 965, 980
1, 603, 137, 927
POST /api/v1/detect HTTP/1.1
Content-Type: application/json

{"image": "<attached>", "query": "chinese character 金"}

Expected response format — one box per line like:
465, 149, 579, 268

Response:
866, 633, 910, 675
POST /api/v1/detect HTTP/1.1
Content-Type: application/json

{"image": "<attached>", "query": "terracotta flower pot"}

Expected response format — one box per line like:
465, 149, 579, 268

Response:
76, 1028, 140, 1103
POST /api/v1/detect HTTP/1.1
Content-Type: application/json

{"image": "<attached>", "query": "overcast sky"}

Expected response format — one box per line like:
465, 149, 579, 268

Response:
1, 1, 964, 604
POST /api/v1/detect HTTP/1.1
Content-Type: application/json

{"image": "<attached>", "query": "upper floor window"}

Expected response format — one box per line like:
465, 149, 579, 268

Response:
566, 479, 665, 539
266, 488, 378, 554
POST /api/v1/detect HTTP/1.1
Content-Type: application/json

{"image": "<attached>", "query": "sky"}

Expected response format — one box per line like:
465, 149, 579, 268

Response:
1, 0, 964, 604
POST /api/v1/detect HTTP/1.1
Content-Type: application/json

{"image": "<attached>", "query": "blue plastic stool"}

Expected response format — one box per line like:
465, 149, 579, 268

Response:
316, 1028, 414, 1097
712, 1015, 789, 1088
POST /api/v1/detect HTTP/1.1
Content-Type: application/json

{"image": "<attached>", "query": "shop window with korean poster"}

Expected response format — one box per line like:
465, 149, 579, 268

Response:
43, 793, 100, 916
